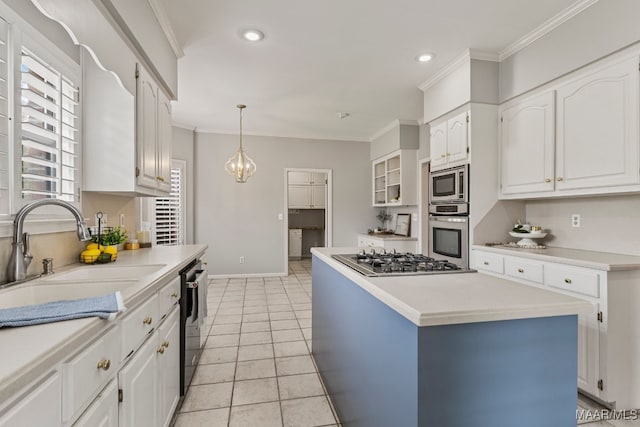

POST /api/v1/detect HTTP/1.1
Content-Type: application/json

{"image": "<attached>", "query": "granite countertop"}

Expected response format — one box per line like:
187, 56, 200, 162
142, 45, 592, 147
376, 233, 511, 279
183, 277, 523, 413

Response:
471, 244, 640, 271
0, 244, 207, 403
359, 233, 417, 241
312, 247, 590, 327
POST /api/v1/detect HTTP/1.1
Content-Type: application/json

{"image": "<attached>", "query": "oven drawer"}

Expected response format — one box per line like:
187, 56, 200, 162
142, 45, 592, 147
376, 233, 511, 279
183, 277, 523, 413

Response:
473, 251, 504, 274
505, 257, 544, 284
545, 265, 600, 298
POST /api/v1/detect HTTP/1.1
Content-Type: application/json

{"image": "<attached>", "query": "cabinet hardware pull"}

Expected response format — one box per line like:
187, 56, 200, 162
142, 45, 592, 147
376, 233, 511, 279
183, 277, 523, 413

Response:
97, 359, 111, 371
483, 261, 489, 265
143, 316, 153, 325
557, 177, 564, 182
441, 154, 446, 158
163, 340, 170, 348
171, 292, 178, 298
156, 176, 165, 182
564, 278, 572, 284
544, 178, 551, 183
517, 268, 524, 273
157, 346, 165, 354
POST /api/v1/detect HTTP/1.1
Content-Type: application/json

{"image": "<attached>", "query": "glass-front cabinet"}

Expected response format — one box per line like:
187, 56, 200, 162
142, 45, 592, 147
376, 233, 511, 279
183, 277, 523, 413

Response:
372, 149, 417, 207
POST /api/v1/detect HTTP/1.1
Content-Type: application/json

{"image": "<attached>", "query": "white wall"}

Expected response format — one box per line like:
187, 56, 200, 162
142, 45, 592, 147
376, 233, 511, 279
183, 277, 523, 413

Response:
195, 132, 374, 275
499, 0, 640, 102
172, 126, 194, 244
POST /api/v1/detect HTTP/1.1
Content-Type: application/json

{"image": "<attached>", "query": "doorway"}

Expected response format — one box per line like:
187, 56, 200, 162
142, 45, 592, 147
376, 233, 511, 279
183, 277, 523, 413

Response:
283, 168, 333, 274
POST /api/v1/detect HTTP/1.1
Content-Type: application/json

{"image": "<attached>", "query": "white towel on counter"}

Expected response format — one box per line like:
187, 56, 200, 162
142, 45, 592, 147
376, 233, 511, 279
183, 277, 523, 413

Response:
0, 291, 126, 327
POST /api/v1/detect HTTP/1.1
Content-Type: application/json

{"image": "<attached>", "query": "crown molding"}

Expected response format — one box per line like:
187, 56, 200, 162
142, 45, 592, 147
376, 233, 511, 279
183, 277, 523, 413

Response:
193, 128, 370, 143
499, 0, 599, 61
147, 0, 184, 58
418, 49, 471, 92
369, 119, 420, 142
468, 49, 500, 62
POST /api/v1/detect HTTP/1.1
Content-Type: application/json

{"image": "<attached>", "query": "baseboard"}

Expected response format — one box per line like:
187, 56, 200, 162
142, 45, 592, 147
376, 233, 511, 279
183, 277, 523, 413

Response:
208, 272, 288, 279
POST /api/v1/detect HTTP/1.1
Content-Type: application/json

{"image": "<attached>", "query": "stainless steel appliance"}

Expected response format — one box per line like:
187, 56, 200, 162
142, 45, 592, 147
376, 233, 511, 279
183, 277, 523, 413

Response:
332, 251, 475, 277
429, 164, 468, 204
428, 215, 469, 268
179, 259, 208, 395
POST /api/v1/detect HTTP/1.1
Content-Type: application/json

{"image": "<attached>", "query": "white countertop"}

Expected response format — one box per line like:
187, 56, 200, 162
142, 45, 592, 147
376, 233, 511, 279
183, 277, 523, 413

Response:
0, 244, 207, 403
312, 247, 591, 327
359, 233, 417, 241
471, 244, 640, 271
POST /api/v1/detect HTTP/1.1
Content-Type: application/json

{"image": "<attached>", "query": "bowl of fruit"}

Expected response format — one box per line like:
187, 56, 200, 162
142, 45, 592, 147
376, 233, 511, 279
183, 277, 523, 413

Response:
80, 226, 127, 264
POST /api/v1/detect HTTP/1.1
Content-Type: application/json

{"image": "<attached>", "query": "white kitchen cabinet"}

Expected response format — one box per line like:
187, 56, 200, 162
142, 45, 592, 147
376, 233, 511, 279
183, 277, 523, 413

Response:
499, 55, 640, 199
372, 149, 418, 206
429, 111, 469, 171
157, 307, 180, 427
357, 234, 417, 253
288, 184, 325, 208
73, 379, 118, 427
288, 171, 326, 185
499, 91, 555, 195
0, 372, 61, 427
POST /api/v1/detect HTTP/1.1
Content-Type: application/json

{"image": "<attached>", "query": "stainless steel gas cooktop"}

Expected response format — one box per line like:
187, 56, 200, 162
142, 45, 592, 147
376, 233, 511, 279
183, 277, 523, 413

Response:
332, 250, 476, 277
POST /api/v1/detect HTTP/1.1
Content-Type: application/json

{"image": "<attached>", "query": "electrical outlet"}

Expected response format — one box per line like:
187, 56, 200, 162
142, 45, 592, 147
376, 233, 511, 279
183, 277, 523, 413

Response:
120, 214, 125, 228
239, 256, 245, 264
278, 213, 283, 220
571, 214, 581, 228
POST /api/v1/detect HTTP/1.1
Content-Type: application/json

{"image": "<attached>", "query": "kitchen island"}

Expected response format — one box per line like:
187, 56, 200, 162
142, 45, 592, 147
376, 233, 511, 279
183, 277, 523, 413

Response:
311, 247, 591, 427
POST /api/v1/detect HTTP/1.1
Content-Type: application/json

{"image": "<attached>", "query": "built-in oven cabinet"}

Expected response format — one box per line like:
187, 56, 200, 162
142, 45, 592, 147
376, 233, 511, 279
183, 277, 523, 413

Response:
372, 149, 418, 207
429, 110, 469, 172
499, 53, 640, 199
471, 248, 640, 409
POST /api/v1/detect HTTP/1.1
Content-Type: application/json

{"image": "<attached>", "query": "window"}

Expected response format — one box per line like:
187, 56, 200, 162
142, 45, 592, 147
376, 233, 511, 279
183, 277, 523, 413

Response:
20, 49, 79, 203
0, 18, 9, 215
153, 160, 185, 245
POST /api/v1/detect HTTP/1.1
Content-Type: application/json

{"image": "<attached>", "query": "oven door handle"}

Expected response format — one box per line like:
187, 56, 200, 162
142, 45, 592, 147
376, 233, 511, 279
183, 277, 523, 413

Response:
187, 270, 208, 322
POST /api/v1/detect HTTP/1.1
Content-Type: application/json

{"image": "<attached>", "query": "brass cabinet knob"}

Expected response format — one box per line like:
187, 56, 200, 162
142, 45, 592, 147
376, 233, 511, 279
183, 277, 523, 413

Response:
156, 176, 165, 182
557, 177, 564, 182
564, 278, 572, 284
157, 346, 165, 354
483, 261, 489, 265
163, 340, 170, 348
440, 154, 446, 158
544, 178, 551, 183
143, 316, 153, 325
97, 359, 111, 371
171, 292, 178, 298
446, 153, 451, 156
517, 268, 524, 273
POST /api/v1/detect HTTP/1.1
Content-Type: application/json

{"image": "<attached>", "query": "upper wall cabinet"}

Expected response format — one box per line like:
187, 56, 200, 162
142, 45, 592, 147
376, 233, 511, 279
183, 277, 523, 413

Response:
372, 149, 417, 206
430, 111, 469, 171
287, 171, 326, 209
499, 54, 640, 199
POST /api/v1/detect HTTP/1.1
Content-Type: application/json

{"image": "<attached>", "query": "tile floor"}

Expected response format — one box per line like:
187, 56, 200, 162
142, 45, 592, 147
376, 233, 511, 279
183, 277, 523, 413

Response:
173, 259, 341, 427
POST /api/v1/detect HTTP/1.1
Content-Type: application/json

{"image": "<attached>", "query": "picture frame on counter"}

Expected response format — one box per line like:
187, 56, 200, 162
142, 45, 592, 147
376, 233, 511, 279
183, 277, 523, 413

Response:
394, 213, 411, 236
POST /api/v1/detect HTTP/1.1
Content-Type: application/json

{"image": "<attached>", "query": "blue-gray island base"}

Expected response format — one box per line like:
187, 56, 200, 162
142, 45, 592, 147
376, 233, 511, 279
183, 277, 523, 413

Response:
312, 255, 578, 427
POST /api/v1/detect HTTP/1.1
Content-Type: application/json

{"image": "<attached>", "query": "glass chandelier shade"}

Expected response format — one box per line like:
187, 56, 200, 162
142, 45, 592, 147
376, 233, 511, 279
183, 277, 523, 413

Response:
224, 104, 256, 183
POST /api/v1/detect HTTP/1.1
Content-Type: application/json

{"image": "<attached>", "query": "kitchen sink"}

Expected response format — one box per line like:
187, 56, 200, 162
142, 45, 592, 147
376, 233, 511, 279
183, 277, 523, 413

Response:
0, 280, 139, 310
40, 264, 167, 282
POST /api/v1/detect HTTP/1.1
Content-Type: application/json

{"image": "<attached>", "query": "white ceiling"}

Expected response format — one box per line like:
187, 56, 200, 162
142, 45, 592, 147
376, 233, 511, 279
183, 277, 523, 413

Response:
164, 0, 580, 141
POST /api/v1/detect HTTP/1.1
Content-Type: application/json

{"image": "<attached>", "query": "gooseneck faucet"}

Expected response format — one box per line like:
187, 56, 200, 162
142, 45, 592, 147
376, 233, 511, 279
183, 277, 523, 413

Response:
7, 199, 91, 283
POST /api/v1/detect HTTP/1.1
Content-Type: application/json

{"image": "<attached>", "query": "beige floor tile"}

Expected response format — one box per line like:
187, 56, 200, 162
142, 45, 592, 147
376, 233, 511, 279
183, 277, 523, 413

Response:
269, 311, 297, 321
301, 328, 312, 341
210, 323, 241, 335
217, 307, 243, 315
272, 329, 304, 343
241, 321, 271, 333
268, 304, 293, 312
200, 347, 238, 364
281, 395, 336, 427
192, 362, 236, 385
298, 318, 312, 328
239, 331, 273, 346
180, 382, 233, 412
235, 358, 277, 380
271, 319, 300, 331
278, 373, 324, 400
295, 310, 312, 319
243, 305, 268, 314
214, 314, 243, 324
206, 333, 240, 348
276, 355, 316, 376
274, 340, 310, 358
242, 313, 270, 322
173, 407, 230, 427
237, 343, 274, 361
232, 377, 279, 406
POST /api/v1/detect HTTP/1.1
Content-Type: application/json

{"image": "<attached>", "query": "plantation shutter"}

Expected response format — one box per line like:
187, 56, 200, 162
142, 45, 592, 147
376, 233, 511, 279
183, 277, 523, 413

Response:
154, 166, 183, 245
0, 18, 8, 214
20, 48, 79, 203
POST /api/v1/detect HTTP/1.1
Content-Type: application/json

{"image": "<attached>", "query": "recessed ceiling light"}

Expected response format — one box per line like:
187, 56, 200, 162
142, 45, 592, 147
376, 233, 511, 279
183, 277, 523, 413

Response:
415, 53, 434, 63
242, 29, 264, 42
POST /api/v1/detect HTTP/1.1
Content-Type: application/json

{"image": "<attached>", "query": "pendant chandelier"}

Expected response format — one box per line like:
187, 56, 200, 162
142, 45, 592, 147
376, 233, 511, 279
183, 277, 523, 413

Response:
224, 104, 256, 183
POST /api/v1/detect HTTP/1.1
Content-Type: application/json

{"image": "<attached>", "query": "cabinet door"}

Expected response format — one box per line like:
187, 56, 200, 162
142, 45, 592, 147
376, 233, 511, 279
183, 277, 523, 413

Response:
446, 112, 469, 165
288, 185, 311, 208
373, 159, 386, 205
156, 89, 173, 194
73, 380, 118, 427
500, 91, 555, 195
311, 172, 326, 185
136, 65, 159, 190
119, 332, 158, 427
556, 57, 639, 191
157, 308, 180, 427
288, 171, 311, 185
311, 185, 326, 209
577, 302, 600, 398
429, 121, 447, 169
0, 372, 61, 427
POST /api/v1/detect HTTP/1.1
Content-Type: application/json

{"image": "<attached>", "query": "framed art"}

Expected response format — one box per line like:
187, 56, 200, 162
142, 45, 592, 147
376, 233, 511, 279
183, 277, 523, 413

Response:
394, 213, 411, 236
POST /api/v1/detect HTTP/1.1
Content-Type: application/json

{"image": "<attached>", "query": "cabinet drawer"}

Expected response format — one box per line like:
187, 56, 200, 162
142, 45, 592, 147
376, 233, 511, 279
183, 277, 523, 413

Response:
358, 236, 379, 247
0, 372, 61, 427
73, 379, 118, 427
505, 257, 544, 284
158, 277, 180, 319
473, 251, 504, 274
545, 265, 600, 298
121, 294, 159, 361
62, 326, 120, 422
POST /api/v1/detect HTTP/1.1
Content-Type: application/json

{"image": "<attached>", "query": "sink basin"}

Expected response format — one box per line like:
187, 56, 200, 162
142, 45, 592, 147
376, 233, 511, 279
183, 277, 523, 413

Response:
0, 281, 139, 310
41, 264, 166, 282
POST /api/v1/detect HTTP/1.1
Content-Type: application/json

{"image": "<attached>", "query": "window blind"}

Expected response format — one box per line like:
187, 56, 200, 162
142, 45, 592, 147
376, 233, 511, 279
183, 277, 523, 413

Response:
0, 18, 8, 214
20, 49, 79, 203
154, 166, 183, 245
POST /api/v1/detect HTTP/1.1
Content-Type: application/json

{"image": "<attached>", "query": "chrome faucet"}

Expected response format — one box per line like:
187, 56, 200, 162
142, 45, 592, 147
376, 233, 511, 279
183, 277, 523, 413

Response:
7, 199, 91, 283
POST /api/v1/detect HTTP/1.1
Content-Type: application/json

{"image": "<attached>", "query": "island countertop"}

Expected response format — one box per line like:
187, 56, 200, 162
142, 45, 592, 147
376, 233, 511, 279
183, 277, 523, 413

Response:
312, 247, 591, 327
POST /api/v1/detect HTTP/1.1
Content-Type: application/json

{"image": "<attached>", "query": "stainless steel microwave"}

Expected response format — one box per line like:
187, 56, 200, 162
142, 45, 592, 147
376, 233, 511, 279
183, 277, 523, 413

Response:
429, 164, 468, 204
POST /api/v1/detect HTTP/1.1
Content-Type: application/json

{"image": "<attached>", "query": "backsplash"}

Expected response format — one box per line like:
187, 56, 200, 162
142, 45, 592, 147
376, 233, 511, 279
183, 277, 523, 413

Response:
386, 206, 418, 238
525, 194, 640, 256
